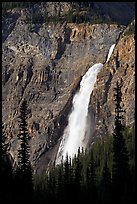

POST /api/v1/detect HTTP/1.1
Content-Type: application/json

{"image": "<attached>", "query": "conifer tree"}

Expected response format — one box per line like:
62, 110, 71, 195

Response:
86, 149, 97, 202
15, 100, 33, 202
100, 161, 112, 202
56, 160, 64, 201
72, 148, 82, 201
64, 153, 70, 197
112, 79, 130, 202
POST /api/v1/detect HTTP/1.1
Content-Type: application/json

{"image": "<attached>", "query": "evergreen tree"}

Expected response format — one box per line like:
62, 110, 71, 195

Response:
112, 79, 130, 202
47, 170, 56, 201
64, 153, 70, 197
56, 160, 64, 201
72, 148, 82, 201
15, 100, 33, 202
100, 161, 112, 202
86, 149, 97, 202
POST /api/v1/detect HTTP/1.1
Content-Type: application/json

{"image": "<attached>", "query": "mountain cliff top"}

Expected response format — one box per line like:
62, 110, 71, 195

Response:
2, 2, 135, 25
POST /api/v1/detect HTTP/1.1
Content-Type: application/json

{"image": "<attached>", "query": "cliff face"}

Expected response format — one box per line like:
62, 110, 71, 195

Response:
89, 34, 135, 142
2, 3, 135, 173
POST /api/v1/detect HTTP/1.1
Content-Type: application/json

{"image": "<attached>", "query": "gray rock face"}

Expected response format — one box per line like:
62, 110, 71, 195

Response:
2, 5, 135, 173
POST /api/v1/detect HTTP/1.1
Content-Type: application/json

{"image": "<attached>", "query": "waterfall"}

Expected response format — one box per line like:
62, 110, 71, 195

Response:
56, 44, 115, 165
106, 44, 115, 63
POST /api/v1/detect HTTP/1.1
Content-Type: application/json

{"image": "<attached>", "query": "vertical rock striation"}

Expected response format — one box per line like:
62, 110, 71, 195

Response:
2, 3, 135, 173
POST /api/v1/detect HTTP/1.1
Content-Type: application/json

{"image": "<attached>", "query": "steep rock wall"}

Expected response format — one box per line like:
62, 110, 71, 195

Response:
2, 8, 134, 173
89, 34, 135, 142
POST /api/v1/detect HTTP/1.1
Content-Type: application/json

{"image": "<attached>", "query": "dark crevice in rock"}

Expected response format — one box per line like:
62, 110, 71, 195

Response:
44, 66, 52, 90
64, 27, 72, 44
23, 65, 33, 90
55, 26, 72, 60
115, 50, 120, 69
104, 72, 113, 103
55, 37, 66, 60
3, 68, 14, 84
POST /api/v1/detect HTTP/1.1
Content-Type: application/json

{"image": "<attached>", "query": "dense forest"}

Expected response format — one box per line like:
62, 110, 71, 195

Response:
1, 79, 135, 203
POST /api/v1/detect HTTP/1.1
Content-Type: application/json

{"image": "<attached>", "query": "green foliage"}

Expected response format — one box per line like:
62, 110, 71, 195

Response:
50, 16, 60, 25
66, 10, 74, 23
32, 116, 134, 202
32, 79, 134, 203
92, 136, 113, 183
16, 100, 33, 202
91, 14, 116, 25
112, 79, 131, 202
124, 124, 135, 168
44, 11, 49, 24
99, 161, 112, 202
17, 100, 31, 171
2, 80, 134, 202
124, 20, 135, 36
2, 2, 118, 25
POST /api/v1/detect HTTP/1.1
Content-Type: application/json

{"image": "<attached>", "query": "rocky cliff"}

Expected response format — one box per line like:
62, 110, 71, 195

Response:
89, 33, 135, 141
2, 3, 135, 173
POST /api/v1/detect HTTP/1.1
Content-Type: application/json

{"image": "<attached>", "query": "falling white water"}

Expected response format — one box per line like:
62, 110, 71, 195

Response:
106, 44, 115, 63
56, 63, 103, 164
56, 44, 115, 165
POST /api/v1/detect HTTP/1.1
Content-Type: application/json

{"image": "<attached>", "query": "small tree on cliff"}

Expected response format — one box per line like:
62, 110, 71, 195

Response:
15, 100, 33, 201
112, 79, 130, 202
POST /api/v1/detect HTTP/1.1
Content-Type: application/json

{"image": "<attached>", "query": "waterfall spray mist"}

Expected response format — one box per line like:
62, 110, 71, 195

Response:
56, 44, 115, 165
56, 63, 103, 164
